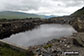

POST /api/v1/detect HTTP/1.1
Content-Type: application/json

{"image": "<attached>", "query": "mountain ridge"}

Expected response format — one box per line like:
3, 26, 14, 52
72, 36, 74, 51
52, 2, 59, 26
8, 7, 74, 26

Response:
0, 11, 55, 19
71, 7, 84, 16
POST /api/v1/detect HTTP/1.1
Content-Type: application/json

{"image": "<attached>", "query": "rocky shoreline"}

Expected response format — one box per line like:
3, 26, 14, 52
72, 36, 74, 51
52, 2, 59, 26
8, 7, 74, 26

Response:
0, 32, 84, 56
0, 17, 68, 39
0, 16, 84, 39
27, 33, 84, 56
0, 16, 84, 56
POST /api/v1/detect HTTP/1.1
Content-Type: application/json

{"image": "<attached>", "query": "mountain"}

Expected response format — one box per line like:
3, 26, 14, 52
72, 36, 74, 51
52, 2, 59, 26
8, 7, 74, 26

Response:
44, 15, 56, 19
0, 11, 49, 19
71, 7, 84, 16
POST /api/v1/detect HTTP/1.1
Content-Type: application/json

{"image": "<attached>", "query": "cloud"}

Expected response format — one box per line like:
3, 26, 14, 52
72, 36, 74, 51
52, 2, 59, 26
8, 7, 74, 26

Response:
0, 0, 84, 16
0, 0, 41, 11
53, 0, 84, 7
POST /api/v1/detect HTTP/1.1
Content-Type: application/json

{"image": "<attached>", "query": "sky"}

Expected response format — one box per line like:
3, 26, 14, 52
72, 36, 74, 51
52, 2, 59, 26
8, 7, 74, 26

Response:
0, 0, 84, 16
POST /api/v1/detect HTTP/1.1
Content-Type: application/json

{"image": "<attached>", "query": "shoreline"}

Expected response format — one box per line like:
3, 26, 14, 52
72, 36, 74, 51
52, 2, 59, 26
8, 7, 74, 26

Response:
0, 17, 84, 56
0, 18, 68, 39
0, 32, 84, 56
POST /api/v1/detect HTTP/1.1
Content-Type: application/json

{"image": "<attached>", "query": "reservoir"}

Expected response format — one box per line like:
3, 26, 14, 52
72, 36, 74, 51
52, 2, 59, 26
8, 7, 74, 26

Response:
2, 24, 77, 48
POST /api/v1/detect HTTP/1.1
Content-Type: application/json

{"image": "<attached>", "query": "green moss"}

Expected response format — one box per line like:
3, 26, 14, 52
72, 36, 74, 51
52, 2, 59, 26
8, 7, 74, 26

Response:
0, 46, 27, 56
43, 44, 52, 49
26, 50, 35, 56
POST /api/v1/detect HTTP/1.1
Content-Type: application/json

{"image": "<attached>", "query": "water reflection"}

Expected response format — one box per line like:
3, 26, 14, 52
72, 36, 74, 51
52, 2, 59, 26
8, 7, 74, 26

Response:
3, 24, 77, 48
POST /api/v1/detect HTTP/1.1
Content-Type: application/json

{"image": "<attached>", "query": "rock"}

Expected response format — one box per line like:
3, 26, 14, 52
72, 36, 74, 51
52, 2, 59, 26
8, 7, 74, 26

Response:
66, 45, 70, 48
71, 18, 84, 32
73, 33, 84, 47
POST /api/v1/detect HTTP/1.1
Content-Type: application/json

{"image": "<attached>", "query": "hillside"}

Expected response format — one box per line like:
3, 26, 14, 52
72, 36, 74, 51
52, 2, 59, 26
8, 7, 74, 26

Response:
71, 7, 84, 16
0, 11, 50, 19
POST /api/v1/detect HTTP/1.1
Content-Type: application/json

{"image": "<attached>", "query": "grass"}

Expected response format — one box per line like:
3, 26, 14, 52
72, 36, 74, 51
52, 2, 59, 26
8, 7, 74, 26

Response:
0, 45, 27, 56
71, 7, 84, 16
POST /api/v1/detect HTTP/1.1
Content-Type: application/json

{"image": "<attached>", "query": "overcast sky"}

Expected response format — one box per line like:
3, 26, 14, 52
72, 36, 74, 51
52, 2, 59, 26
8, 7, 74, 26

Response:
0, 0, 84, 16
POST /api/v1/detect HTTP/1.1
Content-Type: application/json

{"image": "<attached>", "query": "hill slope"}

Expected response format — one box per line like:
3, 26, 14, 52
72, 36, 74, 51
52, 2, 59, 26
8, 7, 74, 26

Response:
71, 7, 84, 16
0, 11, 46, 19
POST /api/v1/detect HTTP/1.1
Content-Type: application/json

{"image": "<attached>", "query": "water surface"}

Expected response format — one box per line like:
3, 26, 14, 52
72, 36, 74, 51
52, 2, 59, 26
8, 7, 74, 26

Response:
3, 24, 77, 48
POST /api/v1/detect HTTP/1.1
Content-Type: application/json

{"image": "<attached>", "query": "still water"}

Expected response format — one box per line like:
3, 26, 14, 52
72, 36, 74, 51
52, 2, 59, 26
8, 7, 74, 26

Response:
3, 24, 77, 48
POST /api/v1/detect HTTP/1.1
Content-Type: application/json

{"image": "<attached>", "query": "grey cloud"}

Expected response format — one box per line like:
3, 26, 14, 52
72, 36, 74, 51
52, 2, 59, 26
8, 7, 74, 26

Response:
53, 0, 84, 7
0, 0, 42, 11
0, 0, 84, 16
64, 1, 84, 7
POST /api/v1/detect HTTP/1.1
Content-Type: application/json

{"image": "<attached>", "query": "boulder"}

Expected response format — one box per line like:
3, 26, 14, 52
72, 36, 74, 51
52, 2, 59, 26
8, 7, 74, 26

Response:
71, 18, 84, 32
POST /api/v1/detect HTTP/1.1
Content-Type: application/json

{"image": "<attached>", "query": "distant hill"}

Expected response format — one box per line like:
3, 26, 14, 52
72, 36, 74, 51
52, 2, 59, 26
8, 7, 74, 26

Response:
45, 15, 56, 19
0, 11, 54, 19
71, 7, 84, 16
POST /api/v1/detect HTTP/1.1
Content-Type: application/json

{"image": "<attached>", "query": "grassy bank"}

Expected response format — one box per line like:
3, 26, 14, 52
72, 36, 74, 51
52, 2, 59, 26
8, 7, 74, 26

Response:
0, 45, 27, 56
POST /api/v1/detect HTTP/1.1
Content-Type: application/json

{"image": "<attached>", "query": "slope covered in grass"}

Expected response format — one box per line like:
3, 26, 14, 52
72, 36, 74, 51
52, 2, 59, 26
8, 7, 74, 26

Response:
0, 11, 45, 19
0, 46, 27, 56
71, 7, 84, 16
